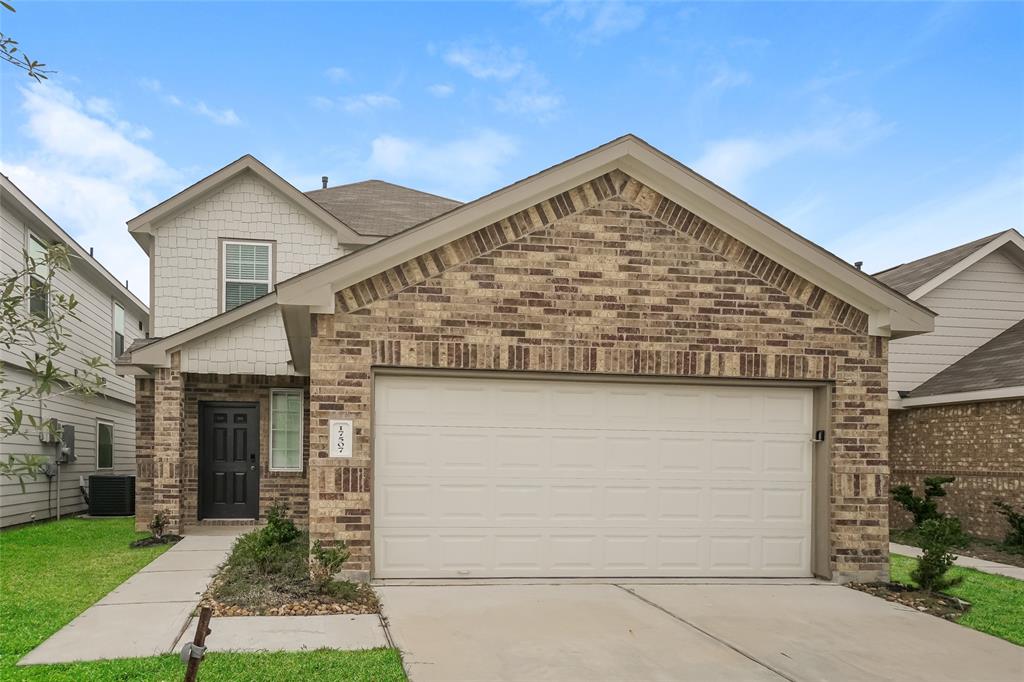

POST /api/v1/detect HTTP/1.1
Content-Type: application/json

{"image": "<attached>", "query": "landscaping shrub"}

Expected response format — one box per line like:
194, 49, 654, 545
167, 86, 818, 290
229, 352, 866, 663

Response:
992, 500, 1024, 548
892, 476, 955, 527
309, 539, 350, 592
911, 517, 965, 593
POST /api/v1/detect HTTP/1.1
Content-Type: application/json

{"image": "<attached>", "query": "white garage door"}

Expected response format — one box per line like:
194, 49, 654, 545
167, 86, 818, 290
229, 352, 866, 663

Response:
373, 374, 814, 579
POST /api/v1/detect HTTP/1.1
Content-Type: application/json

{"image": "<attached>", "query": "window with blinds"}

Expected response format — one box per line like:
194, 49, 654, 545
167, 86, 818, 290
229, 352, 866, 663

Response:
270, 390, 303, 471
28, 234, 49, 318
223, 241, 272, 311
113, 302, 125, 358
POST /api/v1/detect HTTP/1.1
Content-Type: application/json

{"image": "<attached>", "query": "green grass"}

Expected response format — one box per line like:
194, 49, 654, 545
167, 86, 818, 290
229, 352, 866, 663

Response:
891, 553, 1024, 646
0, 518, 406, 681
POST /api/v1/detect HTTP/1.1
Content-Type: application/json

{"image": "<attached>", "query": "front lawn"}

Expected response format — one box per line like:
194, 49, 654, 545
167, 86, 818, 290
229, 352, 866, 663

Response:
0, 518, 406, 681
892, 527, 1024, 568
891, 553, 1024, 646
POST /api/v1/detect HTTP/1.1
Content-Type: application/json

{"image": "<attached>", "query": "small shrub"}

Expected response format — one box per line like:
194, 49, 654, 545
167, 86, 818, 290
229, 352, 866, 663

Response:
993, 500, 1024, 547
149, 512, 167, 539
309, 539, 350, 592
892, 476, 955, 527
910, 517, 965, 593
263, 504, 301, 545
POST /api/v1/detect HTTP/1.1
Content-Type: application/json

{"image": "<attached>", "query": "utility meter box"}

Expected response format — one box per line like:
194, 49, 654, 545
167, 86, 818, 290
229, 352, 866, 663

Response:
59, 423, 76, 463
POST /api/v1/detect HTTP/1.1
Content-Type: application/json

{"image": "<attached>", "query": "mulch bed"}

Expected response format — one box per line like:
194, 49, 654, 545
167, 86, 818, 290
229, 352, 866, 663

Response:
130, 534, 183, 548
200, 579, 380, 617
848, 582, 971, 621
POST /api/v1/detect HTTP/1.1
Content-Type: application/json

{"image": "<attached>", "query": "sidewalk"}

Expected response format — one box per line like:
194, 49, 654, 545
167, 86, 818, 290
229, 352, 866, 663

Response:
19, 532, 240, 665
890, 542, 1024, 581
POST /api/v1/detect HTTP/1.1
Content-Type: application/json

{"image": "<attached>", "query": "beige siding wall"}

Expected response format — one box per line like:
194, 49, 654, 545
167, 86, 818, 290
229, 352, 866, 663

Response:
179, 307, 296, 375
889, 248, 1024, 400
152, 171, 344, 337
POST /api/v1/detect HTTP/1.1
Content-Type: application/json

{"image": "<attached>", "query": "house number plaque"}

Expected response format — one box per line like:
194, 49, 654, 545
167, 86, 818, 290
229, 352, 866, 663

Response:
329, 420, 353, 458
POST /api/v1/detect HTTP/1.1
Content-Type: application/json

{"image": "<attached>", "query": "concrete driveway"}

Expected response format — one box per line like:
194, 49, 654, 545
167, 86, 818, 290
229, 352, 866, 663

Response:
377, 581, 1024, 682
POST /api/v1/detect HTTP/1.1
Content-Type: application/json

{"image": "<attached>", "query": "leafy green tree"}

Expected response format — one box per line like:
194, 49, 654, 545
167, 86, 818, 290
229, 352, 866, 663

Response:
1, 242, 106, 491
1, 2, 51, 82
910, 517, 965, 593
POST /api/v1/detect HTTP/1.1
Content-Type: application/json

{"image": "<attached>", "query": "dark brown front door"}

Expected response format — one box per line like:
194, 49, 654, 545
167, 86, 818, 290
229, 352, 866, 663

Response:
199, 402, 259, 519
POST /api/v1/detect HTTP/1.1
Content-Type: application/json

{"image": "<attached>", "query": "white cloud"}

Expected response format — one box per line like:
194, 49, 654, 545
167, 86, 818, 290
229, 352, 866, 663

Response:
828, 159, 1024, 273
708, 64, 751, 91
443, 44, 526, 80
366, 130, 519, 199
138, 77, 240, 126
194, 102, 241, 126
84, 96, 153, 140
495, 90, 561, 118
692, 110, 890, 191
540, 1, 646, 44
312, 93, 400, 113
2, 82, 179, 302
427, 83, 455, 98
325, 66, 350, 83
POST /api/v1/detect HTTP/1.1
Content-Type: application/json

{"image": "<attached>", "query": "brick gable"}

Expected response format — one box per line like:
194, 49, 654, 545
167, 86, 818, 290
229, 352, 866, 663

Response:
309, 171, 890, 581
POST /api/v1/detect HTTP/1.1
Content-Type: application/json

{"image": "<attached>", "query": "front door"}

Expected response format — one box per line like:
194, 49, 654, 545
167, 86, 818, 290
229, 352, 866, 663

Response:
199, 402, 259, 519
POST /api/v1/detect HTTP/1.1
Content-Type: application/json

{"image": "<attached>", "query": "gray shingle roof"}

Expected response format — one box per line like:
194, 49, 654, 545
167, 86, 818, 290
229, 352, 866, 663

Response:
873, 231, 1008, 295
305, 180, 461, 238
910, 320, 1024, 397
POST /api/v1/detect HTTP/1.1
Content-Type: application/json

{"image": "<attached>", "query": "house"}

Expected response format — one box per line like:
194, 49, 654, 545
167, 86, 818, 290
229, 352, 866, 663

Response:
875, 230, 1024, 538
119, 135, 935, 583
1, 175, 149, 527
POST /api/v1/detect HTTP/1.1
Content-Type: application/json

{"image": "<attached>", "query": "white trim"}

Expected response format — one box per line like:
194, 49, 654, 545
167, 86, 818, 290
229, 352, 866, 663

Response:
95, 419, 115, 470
901, 386, 1024, 408
221, 240, 274, 313
268, 389, 303, 472
906, 230, 1024, 300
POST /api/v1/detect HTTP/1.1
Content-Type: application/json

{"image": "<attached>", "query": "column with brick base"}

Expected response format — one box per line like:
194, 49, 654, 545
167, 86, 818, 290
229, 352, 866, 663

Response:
151, 359, 185, 534
134, 377, 155, 532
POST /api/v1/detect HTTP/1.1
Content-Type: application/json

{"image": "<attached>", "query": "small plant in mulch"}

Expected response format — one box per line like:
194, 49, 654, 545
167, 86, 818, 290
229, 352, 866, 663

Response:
130, 512, 183, 548
202, 505, 377, 617
892, 476, 956, 527
848, 581, 970, 622
993, 499, 1024, 549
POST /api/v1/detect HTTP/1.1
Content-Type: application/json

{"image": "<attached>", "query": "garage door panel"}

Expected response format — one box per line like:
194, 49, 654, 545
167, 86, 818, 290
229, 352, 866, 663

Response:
373, 375, 814, 578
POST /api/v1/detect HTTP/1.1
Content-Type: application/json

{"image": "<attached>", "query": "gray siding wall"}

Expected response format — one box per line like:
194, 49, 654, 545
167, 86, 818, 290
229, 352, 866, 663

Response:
889, 248, 1024, 400
1, 197, 144, 527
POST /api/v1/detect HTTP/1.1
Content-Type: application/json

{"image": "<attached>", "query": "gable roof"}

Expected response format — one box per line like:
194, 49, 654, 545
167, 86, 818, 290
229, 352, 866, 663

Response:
1, 174, 148, 320
873, 229, 1024, 299
126, 155, 378, 254
276, 134, 934, 340
305, 180, 461, 237
902, 319, 1024, 406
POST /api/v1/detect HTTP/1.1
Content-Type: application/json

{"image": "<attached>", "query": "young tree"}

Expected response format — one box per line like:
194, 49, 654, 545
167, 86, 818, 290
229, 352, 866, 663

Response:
1, 242, 106, 491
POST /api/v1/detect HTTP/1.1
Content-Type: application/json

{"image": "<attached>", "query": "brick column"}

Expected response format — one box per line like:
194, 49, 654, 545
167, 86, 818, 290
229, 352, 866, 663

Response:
152, 356, 185, 533
134, 376, 155, 532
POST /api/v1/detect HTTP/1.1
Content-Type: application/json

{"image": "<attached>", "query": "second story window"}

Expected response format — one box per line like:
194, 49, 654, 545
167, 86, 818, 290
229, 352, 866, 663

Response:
28, 234, 49, 318
113, 302, 125, 358
223, 241, 272, 312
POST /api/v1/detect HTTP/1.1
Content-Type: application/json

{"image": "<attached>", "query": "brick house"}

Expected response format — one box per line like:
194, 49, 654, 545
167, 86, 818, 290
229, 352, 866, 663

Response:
119, 135, 934, 582
875, 230, 1024, 538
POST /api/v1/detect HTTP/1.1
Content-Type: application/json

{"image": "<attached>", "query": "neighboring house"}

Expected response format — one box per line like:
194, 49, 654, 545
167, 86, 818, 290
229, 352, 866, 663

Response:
875, 230, 1024, 538
1, 175, 149, 527
120, 135, 934, 583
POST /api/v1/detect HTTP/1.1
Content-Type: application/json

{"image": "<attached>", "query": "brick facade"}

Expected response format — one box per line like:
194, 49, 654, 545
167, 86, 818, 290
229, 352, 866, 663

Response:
138, 363, 311, 531
307, 170, 891, 582
890, 399, 1024, 539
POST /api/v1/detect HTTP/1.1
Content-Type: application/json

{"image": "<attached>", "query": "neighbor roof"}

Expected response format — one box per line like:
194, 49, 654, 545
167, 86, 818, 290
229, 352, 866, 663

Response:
873, 231, 1008, 296
305, 180, 461, 237
909, 319, 1024, 398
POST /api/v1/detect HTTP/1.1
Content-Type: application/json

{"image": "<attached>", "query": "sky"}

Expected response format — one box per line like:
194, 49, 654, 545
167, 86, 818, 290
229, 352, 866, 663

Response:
1, 1, 1022, 305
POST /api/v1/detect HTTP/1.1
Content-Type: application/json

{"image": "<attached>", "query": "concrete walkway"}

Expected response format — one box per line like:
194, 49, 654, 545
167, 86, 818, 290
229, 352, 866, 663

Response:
19, 531, 240, 665
891, 542, 1024, 580
174, 614, 388, 653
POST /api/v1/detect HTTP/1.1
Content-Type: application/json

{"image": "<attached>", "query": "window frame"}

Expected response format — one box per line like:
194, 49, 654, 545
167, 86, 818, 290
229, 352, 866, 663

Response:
221, 239, 274, 313
27, 233, 50, 318
96, 419, 115, 470
112, 300, 125, 359
268, 389, 304, 473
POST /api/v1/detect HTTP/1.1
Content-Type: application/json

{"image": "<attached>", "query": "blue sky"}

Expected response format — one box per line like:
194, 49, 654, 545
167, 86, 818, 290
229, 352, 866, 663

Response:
2, 1, 1022, 303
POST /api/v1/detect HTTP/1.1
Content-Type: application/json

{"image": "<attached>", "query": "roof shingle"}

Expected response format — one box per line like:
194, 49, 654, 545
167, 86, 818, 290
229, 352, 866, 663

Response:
909, 319, 1024, 397
305, 180, 461, 238
873, 231, 1007, 295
